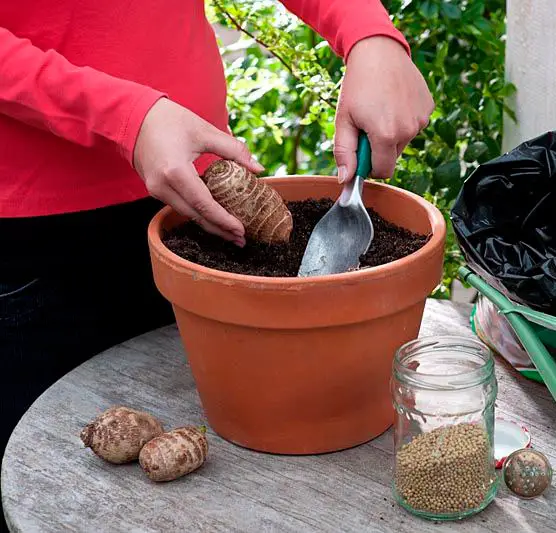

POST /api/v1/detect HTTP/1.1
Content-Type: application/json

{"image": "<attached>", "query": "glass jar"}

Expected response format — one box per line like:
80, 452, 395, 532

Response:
391, 336, 498, 521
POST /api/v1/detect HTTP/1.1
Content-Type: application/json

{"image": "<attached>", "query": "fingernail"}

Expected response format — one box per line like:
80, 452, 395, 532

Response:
338, 166, 348, 184
234, 237, 246, 248
251, 158, 265, 172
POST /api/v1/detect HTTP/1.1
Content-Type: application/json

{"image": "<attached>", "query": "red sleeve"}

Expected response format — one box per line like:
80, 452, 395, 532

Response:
0, 27, 165, 164
278, 0, 410, 59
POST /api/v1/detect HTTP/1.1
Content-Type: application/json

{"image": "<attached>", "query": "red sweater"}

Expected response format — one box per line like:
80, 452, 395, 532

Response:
0, 1, 409, 218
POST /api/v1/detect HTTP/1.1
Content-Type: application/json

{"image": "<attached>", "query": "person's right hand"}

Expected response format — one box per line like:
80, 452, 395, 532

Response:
133, 98, 264, 247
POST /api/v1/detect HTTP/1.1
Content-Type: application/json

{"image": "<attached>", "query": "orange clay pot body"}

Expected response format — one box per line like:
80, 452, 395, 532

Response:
148, 177, 446, 455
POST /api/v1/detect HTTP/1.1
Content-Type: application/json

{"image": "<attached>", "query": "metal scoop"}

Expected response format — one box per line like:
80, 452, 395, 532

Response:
298, 132, 374, 277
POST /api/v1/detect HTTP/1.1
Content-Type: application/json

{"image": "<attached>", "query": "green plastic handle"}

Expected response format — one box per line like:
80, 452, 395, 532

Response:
356, 131, 372, 178
459, 266, 556, 402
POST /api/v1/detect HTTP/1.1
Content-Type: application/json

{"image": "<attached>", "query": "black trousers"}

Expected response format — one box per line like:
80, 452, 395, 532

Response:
0, 198, 175, 461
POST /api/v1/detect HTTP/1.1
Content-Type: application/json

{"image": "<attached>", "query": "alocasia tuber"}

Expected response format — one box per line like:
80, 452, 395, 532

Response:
80, 406, 164, 464
139, 426, 208, 482
202, 160, 293, 244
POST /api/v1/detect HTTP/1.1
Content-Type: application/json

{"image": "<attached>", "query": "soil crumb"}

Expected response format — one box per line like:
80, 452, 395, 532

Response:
162, 198, 429, 277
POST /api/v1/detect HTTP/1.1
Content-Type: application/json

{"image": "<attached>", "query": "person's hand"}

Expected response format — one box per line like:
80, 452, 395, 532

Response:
133, 98, 264, 246
334, 36, 434, 182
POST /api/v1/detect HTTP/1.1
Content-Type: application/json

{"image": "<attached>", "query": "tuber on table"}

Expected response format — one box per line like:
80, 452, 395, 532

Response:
201, 159, 293, 244
139, 425, 208, 482
80, 406, 164, 464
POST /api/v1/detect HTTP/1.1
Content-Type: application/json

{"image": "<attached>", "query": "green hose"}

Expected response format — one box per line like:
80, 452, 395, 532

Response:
458, 266, 556, 401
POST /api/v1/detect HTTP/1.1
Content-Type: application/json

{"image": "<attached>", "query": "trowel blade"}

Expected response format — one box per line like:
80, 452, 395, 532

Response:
297, 231, 362, 277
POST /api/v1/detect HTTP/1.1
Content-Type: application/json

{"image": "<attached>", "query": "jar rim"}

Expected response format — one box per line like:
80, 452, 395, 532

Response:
393, 335, 494, 390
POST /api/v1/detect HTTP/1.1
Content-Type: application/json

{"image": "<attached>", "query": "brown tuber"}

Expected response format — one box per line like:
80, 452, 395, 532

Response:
139, 425, 208, 482
80, 406, 164, 464
202, 159, 293, 244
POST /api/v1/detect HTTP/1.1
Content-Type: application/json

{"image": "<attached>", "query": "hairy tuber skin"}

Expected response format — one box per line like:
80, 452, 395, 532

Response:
139, 426, 208, 482
80, 406, 164, 464
202, 160, 293, 244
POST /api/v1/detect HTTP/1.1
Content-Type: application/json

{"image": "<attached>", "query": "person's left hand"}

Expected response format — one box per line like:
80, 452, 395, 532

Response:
334, 36, 435, 182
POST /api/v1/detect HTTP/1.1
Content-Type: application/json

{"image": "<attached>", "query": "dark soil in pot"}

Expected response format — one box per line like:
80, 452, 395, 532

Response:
162, 198, 429, 277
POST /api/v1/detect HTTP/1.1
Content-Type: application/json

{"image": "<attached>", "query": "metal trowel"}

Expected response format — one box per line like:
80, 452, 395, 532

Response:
297, 131, 374, 277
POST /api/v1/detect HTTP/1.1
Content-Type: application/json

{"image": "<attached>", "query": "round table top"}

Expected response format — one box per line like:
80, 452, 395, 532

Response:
2, 299, 555, 533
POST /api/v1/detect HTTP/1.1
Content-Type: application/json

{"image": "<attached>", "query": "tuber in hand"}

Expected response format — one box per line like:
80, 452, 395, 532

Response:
139, 426, 208, 482
80, 406, 164, 464
202, 160, 293, 244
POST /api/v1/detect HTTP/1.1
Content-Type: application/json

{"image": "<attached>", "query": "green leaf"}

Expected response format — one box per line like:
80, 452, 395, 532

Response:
463, 1, 485, 22
271, 127, 284, 145
433, 160, 462, 194
441, 2, 462, 20
419, 1, 439, 19
445, 108, 461, 123
473, 18, 492, 32
435, 119, 457, 148
498, 83, 517, 98
410, 136, 426, 150
464, 141, 489, 162
483, 99, 500, 126
409, 174, 431, 196
483, 137, 502, 159
434, 159, 461, 181
435, 41, 449, 67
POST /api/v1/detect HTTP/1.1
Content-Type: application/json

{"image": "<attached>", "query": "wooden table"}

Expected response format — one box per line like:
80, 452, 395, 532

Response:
2, 300, 555, 533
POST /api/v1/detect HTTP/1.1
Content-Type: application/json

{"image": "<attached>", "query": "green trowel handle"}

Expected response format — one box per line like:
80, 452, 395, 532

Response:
356, 131, 372, 178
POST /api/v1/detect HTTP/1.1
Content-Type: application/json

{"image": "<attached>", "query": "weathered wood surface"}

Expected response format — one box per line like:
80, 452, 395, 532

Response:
2, 300, 555, 533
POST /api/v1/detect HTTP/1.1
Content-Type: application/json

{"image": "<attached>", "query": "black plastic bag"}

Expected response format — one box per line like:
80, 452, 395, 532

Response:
451, 131, 556, 313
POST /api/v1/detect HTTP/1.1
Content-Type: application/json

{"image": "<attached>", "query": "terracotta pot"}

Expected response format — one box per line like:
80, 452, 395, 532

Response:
147, 176, 446, 454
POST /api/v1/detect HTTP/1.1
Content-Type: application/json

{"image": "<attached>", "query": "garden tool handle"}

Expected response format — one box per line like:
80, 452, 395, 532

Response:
339, 131, 372, 208
459, 266, 556, 402
356, 131, 372, 179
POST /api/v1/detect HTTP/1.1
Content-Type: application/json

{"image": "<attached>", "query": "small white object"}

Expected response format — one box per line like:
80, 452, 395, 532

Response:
494, 417, 531, 469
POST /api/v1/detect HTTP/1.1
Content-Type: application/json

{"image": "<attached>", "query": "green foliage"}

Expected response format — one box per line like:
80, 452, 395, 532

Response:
208, 0, 513, 298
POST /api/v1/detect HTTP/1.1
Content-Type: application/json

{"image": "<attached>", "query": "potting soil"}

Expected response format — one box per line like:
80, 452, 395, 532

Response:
162, 198, 429, 277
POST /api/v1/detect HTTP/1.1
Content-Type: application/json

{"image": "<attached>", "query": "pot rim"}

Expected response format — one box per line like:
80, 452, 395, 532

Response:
148, 176, 446, 287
